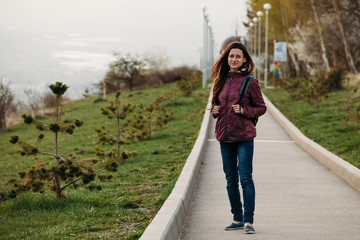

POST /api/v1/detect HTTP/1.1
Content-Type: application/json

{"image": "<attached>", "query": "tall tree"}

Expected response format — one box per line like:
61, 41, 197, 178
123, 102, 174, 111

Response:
310, 0, 330, 72
102, 52, 147, 93
330, 0, 358, 74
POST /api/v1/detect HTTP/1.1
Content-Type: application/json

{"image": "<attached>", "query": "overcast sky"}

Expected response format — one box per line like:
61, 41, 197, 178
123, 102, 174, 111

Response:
0, 0, 248, 99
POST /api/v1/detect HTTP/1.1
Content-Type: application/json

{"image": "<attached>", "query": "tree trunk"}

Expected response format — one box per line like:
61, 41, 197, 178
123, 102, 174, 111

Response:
55, 96, 61, 200
280, 0, 300, 76
287, 45, 300, 77
148, 114, 152, 139
117, 117, 120, 157
331, 0, 358, 74
0, 116, 6, 130
310, 0, 331, 72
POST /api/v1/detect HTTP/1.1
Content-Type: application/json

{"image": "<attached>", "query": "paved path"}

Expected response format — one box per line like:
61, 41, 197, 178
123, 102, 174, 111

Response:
179, 110, 360, 240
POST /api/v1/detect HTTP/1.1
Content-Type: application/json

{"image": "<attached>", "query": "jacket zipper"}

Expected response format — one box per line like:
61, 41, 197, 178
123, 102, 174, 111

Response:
224, 72, 233, 141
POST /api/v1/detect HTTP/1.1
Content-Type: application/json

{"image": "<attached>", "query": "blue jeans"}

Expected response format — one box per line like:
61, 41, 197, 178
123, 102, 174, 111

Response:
220, 140, 255, 224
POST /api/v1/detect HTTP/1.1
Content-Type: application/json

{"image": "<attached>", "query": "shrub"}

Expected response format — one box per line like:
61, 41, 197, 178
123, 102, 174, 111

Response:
176, 69, 202, 96
280, 76, 328, 109
149, 66, 195, 85
326, 66, 346, 90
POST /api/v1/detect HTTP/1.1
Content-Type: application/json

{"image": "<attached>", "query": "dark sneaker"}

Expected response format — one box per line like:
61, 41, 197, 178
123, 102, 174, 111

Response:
244, 225, 255, 234
224, 222, 244, 230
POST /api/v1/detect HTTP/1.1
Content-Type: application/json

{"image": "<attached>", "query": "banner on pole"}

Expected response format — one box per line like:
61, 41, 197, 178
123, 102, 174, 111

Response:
274, 42, 287, 62
274, 61, 279, 77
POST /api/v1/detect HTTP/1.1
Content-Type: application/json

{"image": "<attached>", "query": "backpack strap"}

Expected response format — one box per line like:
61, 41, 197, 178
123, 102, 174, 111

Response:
239, 75, 254, 105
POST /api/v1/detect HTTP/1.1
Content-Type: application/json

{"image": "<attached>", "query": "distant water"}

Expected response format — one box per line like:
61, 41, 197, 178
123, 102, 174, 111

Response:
0, 27, 201, 102
0, 30, 123, 101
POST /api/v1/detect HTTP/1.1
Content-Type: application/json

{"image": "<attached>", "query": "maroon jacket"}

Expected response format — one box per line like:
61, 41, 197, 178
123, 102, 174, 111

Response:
212, 72, 266, 142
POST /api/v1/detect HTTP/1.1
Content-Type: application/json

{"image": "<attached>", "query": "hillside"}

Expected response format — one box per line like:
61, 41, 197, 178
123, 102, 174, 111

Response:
0, 82, 209, 239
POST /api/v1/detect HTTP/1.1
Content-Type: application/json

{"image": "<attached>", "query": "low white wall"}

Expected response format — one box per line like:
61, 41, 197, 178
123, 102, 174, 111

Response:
263, 94, 360, 192
140, 93, 212, 240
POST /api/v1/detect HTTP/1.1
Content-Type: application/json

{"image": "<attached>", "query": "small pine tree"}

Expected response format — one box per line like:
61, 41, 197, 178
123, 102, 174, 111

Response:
95, 90, 137, 164
3, 82, 114, 202
128, 102, 173, 139
82, 88, 91, 98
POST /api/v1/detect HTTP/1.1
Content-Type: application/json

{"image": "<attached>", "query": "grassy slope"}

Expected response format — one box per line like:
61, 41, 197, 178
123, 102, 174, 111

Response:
0, 83, 209, 239
263, 87, 360, 169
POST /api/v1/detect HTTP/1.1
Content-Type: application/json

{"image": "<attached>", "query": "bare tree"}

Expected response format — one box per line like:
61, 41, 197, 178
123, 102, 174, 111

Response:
330, 0, 358, 74
144, 48, 169, 73
310, 0, 330, 72
23, 88, 43, 117
0, 78, 15, 130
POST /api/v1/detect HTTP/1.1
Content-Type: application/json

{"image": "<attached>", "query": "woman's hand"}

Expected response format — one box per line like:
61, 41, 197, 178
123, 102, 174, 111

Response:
212, 105, 221, 115
232, 104, 243, 114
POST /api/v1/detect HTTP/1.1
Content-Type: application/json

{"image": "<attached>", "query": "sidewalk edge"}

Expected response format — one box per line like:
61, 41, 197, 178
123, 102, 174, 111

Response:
140, 93, 212, 240
263, 94, 360, 192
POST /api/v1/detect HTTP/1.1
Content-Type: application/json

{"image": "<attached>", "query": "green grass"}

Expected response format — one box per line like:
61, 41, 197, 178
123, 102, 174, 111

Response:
263, 87, 360, 169
0, 82, 209, 239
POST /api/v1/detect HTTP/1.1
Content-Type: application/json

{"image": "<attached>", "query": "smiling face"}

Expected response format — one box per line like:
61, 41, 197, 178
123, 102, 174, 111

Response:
228, 48, 246, 72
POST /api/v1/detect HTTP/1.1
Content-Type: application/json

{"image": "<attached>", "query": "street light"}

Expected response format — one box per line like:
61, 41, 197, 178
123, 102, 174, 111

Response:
208, 25, 214, 81
206, 18, 211, 83
202, 6, 208, 88
256, 11, 263, 81
252, 17, 258, 77
209, 26, 214, 67
263, 3, 271, 88
249, 22, 254, 55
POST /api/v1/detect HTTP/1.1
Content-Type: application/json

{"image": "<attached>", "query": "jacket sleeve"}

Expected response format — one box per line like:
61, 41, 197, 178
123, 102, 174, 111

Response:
242, 79, 267, 118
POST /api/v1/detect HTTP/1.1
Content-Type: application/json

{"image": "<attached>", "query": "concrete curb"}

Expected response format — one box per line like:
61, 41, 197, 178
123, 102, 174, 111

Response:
263, 94, 360, 192
140, 94, 212, 240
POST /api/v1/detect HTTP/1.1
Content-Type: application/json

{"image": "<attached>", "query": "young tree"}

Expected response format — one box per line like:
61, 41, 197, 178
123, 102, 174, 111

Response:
330, 0, 358, 74
128, 102, 173, 140
310, 0, 330, 72
0, 78, 14, 130
82, 88, 91, 98
2, 82, 118, 201
95, 91, 137, 164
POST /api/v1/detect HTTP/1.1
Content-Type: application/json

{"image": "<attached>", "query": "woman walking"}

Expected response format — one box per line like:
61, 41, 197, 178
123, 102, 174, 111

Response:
211, 41, 266, 234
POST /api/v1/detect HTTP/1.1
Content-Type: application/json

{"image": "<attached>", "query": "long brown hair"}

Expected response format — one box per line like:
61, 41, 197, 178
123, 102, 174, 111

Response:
211, 41, 254, 108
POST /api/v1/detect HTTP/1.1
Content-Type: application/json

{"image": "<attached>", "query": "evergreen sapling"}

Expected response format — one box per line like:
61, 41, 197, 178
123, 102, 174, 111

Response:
95, 90, 137, 165
3, 82, 115, 201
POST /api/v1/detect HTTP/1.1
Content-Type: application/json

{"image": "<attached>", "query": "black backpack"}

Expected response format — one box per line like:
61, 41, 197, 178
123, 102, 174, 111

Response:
239, 75, 258, 126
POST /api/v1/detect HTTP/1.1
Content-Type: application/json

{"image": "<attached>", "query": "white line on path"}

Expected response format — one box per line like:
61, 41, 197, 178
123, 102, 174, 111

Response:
207, 139, 295, 143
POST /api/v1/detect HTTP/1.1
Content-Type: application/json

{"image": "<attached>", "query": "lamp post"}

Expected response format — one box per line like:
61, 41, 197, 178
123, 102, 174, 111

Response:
252, 17, 258, 77
256, 11, 263, 81
263, 3, 271, 88
207, 25, 213, 81
209, 26, 214, 68
249, 22, 254, 55
202, 6, 208, 88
